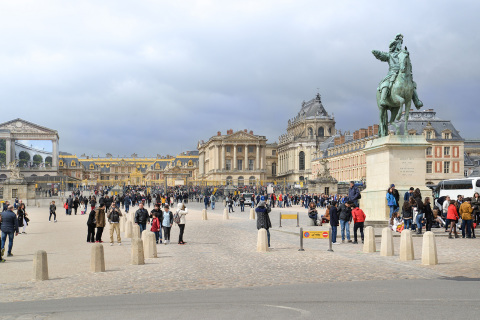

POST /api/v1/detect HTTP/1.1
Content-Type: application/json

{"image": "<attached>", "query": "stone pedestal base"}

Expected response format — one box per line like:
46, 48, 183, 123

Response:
361, 135, 430, 223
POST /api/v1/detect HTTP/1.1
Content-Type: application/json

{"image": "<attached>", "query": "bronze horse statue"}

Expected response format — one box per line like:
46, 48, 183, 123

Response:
376, 49, 414, 137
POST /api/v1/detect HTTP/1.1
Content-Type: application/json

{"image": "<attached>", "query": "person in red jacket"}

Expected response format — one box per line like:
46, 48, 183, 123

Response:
150, 212, 161, 244
351, 202, 366, 244
446, 200, 459, 239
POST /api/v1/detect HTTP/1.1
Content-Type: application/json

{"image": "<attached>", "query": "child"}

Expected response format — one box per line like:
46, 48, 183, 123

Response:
49, 201, 57, 222
351, 203, 366, 244
150, 212, 161, 244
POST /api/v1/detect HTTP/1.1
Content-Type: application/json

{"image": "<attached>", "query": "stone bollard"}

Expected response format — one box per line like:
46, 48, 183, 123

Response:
131, 238, 145, 265
143, 232, 158, 258
132, 224, 141, 239
202, 209, 208, 220
120, 215, 125, 233
306, 218, 315, 226
33, 250, 49, 281
249, 208, 255, 220
223, 208, 229, 220
223, 200, 226, 207
380, 227, 394, 256
399, 229, 414, 261
125, 221, 133, 238
421, 231, 438, 265
90, 243, 105, 272
257, 228, 268, 252
363, 226, 376, 253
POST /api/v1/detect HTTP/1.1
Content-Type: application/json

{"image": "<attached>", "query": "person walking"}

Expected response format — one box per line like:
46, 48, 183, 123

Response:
228, 197, 234, 213
73, 197, 79, 215
330, 201, 339, 244
351, 203, 366, 244
49, 201, 57, 222
89, 196, 96, 211
459, 198, 474, 238
338, 201, 353, 243
256, 196, 272, 248
239, 195, 245, 212
447, 200, 460, 239
1, 205, 19, 258
160, 205, 173, 245
107, 203, 123, 246
134, 203, 149, 233
87, 208, 96, 243
210, 194, 216, 210
95, 204, 106, 243
413, 188, 424, 234
176, 203, 188, 244
17, 203, 28, 234
150, 212, 161, 244
204, 195, 209, 210
67, 195, 73, 215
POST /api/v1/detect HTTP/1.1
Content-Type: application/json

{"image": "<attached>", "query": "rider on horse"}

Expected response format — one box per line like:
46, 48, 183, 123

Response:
372, 34, 423, 110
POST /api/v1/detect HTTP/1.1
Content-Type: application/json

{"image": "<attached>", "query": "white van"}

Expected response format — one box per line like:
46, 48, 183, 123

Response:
438, 178, 480, 199
241, 193, 254, 206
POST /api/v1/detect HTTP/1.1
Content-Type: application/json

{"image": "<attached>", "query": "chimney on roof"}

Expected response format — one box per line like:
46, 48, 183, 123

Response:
217, 131, 221, 136
368, 126, 373, 137
249, 130, 253, 135
373, 124, 379, 135
359, 128, 367, 139
353, 130, 359, 140
244, 129, 247, 133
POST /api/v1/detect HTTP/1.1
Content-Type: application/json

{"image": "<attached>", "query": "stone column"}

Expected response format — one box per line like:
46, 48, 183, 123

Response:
5, 138, 11, 164
221, 144, 225, 170
52, 139, 58, 168
256, 144, 260, 170
233, 144, 237, 170
244, 144, 248, 171
11, 139, 16, 163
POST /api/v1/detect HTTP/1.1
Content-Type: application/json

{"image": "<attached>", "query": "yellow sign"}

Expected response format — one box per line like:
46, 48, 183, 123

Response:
281, 214, 297, 220
303, 231, 329, 239
300, 182, 304, 188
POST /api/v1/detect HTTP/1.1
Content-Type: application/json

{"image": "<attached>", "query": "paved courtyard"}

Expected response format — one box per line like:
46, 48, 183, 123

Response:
1, 201, 479, 303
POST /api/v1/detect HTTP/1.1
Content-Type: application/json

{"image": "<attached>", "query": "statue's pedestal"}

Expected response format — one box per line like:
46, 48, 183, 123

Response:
360, 135, 430, 224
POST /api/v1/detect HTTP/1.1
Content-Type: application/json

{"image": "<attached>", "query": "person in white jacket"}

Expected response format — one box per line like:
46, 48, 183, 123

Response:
176, 203, 188, 245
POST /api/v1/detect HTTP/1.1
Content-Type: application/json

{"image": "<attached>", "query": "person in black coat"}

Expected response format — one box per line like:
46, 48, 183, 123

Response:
256, 197, 272, 247
329, 201, 339, 244
86, 209, 96, 243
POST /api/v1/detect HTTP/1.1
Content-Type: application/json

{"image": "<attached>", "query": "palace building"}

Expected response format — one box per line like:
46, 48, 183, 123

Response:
276, 94, 335, 185
197, 129, 268, 186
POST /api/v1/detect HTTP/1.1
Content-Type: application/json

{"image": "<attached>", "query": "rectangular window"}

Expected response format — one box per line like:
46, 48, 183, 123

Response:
444, 147, 450, 156
248, 146, 254, 153
426, 147, 432, 156
249, 159, 254, 170
444, 133, 451, 139
426, 161, 432, 174
237, 146, 242, 153
444, 161, 450, 174
12, 189, 18, 198
426, 131, 431, 139
226, 159, 231, 170
0, 187, 3, 199
272, 150, 276, 156
226, 146, 231, 153
237, 159, 242, 170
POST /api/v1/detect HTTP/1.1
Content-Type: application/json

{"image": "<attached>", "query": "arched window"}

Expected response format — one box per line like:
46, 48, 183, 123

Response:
89, 164, 94, 169
188, 160, 193, 167
59, 160, 64, 167
308, 127, 313, 138
155, 163, 160, 169
71, 161, 76, 167
299, 151, 305, 170
226, 176, 233, 186
238, 176, 244, 187
45, 156, 52, 166
272, 163, 277, 176
177, 160, 181, 166
318, 127, 325, 137
249, 176, 256, 185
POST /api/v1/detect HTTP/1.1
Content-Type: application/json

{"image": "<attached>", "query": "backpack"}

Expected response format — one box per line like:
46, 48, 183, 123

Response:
173, 212, 181, 224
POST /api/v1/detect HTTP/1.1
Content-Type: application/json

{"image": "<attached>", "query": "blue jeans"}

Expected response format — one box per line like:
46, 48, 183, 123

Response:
462, 220, 472, 238
154, 231, 161, 243
404, 219, 412, 230
125, 205, 129, 213
331, 225, 338, 243
240, 203, 245, 211
211, 202, 215, 210
389, 206, 397, 218
138, 223, 146, 233
340, 220, 350, 241
1, 231, 14, 254
416, 213, 424, 231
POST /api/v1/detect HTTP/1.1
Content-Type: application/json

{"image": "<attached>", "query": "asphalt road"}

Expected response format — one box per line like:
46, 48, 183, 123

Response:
1, 278, 479, 319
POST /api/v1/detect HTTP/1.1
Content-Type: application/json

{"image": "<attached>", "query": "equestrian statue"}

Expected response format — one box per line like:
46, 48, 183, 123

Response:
372, 34, 423, 137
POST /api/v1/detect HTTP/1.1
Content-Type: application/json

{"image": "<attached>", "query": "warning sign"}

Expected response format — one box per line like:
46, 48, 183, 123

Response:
303, 231, 329, 239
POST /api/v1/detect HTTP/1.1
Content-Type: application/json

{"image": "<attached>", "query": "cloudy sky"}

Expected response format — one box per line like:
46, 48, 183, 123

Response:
1, 0, 479, 157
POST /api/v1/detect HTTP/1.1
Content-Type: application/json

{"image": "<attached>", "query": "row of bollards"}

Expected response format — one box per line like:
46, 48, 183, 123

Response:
362, 226, 438, 265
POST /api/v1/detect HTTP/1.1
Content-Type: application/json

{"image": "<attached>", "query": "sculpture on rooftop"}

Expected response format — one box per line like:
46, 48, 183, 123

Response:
372, 34, 423, 137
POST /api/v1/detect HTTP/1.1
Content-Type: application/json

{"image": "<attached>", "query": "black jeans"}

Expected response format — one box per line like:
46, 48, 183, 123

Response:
87, 225, 95, 242
163, 226, 171, 241
425, 218, 433, 231
95, 227, 104, 242
229, 205, 234, 213
49, 212, 56, 221
178, 224, 185, 243
354, 222, 364, 242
